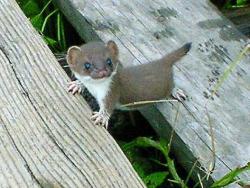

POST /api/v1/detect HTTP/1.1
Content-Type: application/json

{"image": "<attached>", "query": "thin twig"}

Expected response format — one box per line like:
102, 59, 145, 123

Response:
168, 102, 180, 150
121, 99, 178, 108
193, 171, 208, 188
185, 160, 199, 185
205, 108, 216, 179
197, 173, 204, 188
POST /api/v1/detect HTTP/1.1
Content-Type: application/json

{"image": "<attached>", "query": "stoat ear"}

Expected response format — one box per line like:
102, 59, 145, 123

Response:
67, 46, 81, 65
107, 40, 119, 58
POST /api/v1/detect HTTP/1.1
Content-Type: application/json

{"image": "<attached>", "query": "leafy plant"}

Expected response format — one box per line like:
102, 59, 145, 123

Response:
121, 137, 190, 188
121, 134, 250, 188
17, 0, 67, 52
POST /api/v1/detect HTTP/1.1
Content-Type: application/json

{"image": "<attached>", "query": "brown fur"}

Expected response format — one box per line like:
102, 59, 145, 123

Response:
103, 72, 121, 113
119, 43, 191, 104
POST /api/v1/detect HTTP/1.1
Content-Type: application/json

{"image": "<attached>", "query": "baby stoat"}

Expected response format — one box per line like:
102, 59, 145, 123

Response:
67, 40, 191, 128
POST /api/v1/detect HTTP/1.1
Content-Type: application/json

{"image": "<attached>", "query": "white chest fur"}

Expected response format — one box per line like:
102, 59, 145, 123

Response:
74, 73, 112, 108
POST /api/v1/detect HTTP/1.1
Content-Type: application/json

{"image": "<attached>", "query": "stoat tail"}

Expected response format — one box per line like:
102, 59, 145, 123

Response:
162, 42, 192, 66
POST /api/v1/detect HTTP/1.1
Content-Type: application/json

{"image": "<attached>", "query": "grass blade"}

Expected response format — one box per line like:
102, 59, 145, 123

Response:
41, 9, 58, 33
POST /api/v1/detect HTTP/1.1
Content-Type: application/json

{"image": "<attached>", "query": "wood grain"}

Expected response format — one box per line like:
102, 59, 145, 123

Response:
53, 0, 250, 186
0, 0, 145, 187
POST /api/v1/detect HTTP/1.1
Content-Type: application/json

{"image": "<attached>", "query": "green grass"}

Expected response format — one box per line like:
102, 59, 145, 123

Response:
17, 0, 67, 52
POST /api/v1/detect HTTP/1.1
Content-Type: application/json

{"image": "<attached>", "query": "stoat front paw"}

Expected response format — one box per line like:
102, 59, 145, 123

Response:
67, 80, 83, 94
172, 87, 187, 101
91, 110, 110, 129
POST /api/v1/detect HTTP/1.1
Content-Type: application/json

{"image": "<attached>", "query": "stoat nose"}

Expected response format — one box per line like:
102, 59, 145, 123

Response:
98, 70, 109, 78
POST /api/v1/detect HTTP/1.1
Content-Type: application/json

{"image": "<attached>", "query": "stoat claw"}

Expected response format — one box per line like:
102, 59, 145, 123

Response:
67, 80, 83, 94
91, 110, 110, 129
172, 88, 187, 101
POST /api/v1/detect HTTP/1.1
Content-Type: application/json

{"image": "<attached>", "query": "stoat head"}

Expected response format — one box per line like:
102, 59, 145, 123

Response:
67, 40, 119, 81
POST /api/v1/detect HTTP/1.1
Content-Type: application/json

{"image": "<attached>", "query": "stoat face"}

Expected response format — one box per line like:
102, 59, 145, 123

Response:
67, 41, 119, 81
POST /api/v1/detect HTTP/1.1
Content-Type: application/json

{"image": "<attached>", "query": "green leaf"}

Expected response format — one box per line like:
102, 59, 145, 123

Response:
144, 172, 168, 188
31, 14, 43, 30
211, 163, 250, 188
43, 36, 58, 47
123, 137, 187, 187
132, 160, 147, 179
121, 138, 164, 182
28, 0, 53, 31
134, 137, 166, 153
236, 0, 248, 6
122, 137, 167, 157
57, 13, 66, 50
17, 0, 30, 7
22, 0, 40, 16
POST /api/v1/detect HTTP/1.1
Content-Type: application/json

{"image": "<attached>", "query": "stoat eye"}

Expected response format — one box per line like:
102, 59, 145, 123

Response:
84, 62, 91, 70
106, 58, 112, 66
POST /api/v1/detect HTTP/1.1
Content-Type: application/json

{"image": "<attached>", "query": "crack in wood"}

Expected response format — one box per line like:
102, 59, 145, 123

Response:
0, 109, 42, 187
0, 46, 29, 97
0, 47, 91, 186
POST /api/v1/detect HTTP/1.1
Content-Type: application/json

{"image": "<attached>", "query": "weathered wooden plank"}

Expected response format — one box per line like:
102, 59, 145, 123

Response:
0, 0, 145, 187
53, 0, 250, 185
